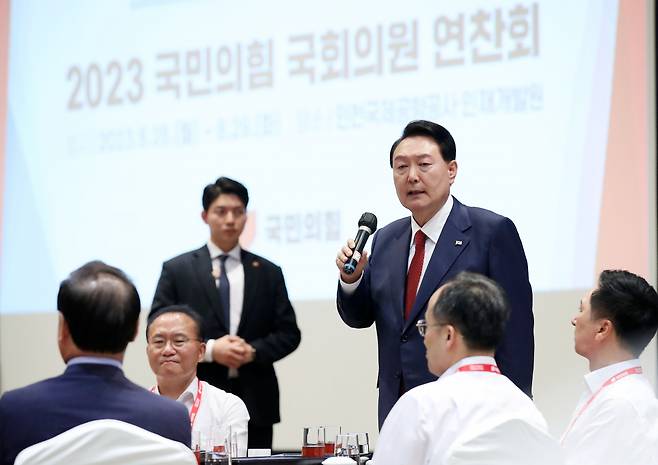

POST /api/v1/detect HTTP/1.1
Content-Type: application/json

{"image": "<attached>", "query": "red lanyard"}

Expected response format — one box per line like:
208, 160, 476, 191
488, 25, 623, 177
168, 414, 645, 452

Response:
561, 366, 642, 442
458, 363, 501, 374
189, 380, 204, 428
151, 380, 204, 428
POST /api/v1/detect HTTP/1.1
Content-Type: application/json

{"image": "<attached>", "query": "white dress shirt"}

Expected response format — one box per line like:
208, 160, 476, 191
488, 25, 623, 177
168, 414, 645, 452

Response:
561, 359, 658, 465
203, 242, 245, 378
340, 195, 454, 294
373, 356, 549, 465
153, 377, 250, 457
67, 356, 122, 369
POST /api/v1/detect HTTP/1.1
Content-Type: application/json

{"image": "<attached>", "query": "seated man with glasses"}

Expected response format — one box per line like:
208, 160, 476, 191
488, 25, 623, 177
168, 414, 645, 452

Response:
373, 272, 551, 465
146, 305, 249, 456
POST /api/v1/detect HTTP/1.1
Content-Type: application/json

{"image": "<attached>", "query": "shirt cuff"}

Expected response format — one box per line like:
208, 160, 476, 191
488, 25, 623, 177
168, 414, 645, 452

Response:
203, 339, 215, 363
339, 274, 362, 295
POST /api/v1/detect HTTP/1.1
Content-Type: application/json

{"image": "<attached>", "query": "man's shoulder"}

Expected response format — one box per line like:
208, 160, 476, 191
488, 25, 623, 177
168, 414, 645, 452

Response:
417, 372, 525, 404
377, 201, 515, 235
114, 380, 190, 426
392, 379, 457, 422
240, 250, 281, 272
163, 246, 207, 267
0, 375, 63, 408
454, 199, 510, 226
404, 378, 452, 404
202, 382, 249, 412
600, 377, 658, 415
140, 388, 189, 416
202, 380, 234, 401
376, 217, 410, 240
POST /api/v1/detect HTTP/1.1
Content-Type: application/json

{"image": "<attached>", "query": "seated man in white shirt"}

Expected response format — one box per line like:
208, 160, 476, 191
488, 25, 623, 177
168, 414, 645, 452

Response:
562, 269, 658, 465
146, 305, 250, 456
373, 272, 552, 465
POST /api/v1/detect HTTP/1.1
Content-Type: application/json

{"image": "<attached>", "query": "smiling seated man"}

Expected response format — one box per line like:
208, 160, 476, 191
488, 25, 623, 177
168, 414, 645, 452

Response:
561, 270, 658, 465
373, 272, 550, 465
146, 305, 249, 456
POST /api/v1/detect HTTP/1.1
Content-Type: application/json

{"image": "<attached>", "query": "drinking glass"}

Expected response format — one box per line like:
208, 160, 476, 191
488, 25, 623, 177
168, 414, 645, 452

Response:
320, 425, 341, 456
353, 432, 369, 456
334, 433, 359, 461
192, 430, 207, 465
200, 426, 237, 465
302, 426, 325, 457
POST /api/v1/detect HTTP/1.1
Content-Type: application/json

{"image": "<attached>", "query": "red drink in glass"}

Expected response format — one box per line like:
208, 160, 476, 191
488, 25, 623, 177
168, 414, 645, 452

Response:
324, 441, 335, 455
301, 445, 325, 457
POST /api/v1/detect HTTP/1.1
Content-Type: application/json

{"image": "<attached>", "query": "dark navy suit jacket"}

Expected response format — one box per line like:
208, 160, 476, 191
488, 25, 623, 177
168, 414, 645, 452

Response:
0, 363, 191, 465
337, 198, 534, 428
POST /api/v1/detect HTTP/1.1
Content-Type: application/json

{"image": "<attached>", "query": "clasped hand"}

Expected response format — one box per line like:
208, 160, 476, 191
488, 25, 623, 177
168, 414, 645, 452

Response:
212, 335, 255, 369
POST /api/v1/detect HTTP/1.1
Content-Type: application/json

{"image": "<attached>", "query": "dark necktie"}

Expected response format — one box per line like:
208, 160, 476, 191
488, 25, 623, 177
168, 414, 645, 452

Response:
405, 230, 426, 320
218, 255, 230, 328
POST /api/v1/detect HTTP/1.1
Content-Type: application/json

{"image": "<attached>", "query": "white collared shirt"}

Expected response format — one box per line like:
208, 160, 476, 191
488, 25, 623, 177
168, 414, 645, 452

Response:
67, 356, 122, 369
340, 195, 454, 293
562, 359, 658, 465
373, 356, 550, 465
407, 194, 453, 294
152, 377, 250, 457
204, 241, 245, 377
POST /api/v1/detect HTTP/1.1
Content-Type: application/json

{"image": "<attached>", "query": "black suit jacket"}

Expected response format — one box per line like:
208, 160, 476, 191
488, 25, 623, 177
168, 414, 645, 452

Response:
337, 198, 534, 427
0, 363, 191, 465
151, 246, 301, 426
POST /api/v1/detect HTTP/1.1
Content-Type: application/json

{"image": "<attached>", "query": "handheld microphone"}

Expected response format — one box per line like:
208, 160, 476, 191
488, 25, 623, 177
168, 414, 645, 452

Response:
343, 212, 378, 275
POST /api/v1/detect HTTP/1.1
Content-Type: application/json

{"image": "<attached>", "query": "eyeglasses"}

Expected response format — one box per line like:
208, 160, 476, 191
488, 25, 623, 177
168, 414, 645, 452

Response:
416, 319, 443, 337
148, 336, 201, 350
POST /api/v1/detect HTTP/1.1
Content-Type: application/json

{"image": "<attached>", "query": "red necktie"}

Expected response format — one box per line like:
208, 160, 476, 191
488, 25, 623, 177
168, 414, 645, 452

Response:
405, 230, 426, 320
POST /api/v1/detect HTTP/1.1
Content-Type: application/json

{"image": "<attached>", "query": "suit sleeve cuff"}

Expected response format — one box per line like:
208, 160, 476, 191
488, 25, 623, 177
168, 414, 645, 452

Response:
339, 274, 362, 295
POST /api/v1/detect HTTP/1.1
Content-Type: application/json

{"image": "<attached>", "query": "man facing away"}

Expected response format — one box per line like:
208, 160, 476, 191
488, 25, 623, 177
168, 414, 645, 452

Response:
146, 305, 250, 456
152, 176, 301, 448
373, 272, 551, 465
562, 269, 658, 465
0, 261, 191, 465
336, 120, 533, 427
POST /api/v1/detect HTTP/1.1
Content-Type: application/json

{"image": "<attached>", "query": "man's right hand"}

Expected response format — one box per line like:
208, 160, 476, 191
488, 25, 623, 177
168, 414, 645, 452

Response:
212, 335, 250, 369
335, 238, 368, 284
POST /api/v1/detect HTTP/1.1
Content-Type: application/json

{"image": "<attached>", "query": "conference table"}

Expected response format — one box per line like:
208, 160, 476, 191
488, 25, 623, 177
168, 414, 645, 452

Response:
233, 455, 325, 465
212, 453, 371, 465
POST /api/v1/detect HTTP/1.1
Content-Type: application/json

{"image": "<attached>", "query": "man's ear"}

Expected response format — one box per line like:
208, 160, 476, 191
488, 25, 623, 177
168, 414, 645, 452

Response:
595, 319, 614, 342
57, 313, 69, 344
198, 342, 207, 363
445, 325, 456, 344
447, 160, 458, 185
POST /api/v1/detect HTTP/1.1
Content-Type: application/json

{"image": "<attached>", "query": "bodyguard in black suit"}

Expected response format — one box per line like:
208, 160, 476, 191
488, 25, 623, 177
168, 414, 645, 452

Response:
0, 261, 191, 465
152, 177, 301, 449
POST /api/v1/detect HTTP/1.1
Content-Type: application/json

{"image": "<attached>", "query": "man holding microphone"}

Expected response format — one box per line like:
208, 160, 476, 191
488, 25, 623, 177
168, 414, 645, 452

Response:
335, 120, 534, 427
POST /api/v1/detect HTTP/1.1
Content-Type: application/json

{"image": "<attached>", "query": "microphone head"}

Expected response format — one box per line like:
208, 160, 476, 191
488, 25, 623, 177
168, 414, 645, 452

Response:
358, 212, 378, 232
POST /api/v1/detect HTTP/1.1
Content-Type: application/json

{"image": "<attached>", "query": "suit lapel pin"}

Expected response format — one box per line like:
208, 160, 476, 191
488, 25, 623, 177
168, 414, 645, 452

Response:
252, 261, 260, 267
455, 240, 463, 246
